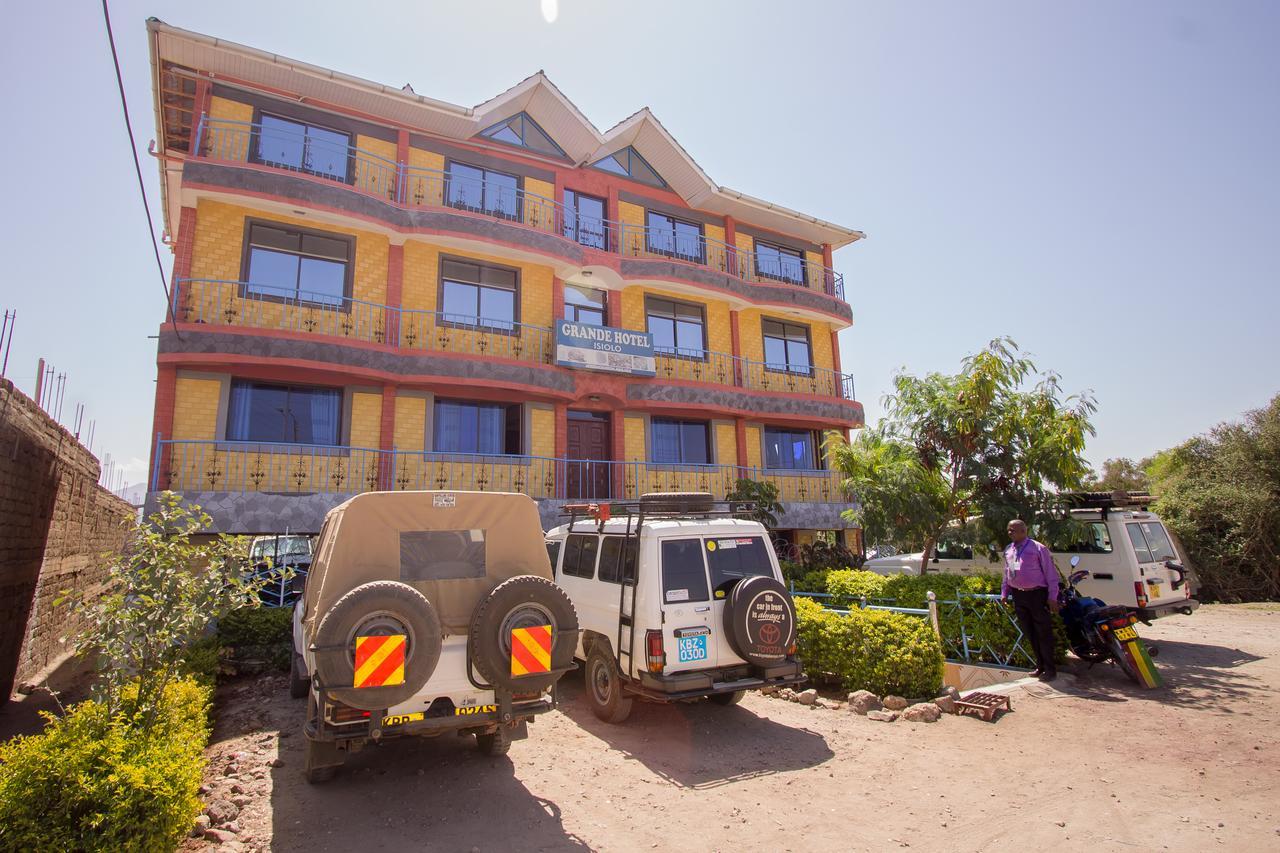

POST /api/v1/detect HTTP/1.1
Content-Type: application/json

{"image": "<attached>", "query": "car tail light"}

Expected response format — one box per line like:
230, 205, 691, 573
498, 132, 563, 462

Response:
787, 642, 797, 656
326, 702, 372, 725
1134, 582, 1148, 608
1109, 615, 1134, 629
646, 630, 665, 673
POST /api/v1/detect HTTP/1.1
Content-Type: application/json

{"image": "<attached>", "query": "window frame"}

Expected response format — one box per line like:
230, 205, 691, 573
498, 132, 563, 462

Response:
443, 159, 523, 221
563, 283, 608, 326
431, 397, 523, 456
645, 211, 705, 264
477, 112, 567, 158
238, 219, 356, 309
589, 146, 667, 188
436, 254, 522, 334
650, 417, 712, 466
660, 538, 710, 604
645, 296, 708, 361
754, 239, 808, 286
761, 318, 814, 376
224, 379, 344, 447
561, 533, 600, 580
763, 426, 822, 471
563, 189, 608, 249
250, 110, 353, 183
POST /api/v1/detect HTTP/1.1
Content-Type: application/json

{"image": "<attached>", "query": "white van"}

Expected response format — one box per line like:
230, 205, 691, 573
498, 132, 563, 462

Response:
545, 493, 805, 723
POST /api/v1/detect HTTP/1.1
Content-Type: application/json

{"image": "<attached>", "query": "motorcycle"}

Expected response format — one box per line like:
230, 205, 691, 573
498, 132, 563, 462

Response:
1059, 556, 1162, 688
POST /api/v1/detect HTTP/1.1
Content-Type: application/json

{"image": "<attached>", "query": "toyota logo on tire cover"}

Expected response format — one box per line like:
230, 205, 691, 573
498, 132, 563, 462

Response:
745, 590, 792, 659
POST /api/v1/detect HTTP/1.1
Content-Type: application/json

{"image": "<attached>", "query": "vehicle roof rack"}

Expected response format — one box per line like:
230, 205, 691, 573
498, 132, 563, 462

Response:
1059, 490, 1156, 517
561, 492, 757, 535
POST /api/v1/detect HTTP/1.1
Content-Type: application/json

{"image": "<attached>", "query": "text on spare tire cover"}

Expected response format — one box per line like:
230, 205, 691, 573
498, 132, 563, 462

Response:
745, 589, 791, 660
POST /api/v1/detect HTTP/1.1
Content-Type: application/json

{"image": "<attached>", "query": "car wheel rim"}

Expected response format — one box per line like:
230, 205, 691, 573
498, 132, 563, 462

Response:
499, 603, 555, 659
345, 610, 414, 669
591, 659, 612, 705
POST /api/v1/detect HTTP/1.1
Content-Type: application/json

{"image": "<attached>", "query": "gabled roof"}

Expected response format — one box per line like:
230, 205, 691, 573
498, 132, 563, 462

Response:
147, 20, 864, 248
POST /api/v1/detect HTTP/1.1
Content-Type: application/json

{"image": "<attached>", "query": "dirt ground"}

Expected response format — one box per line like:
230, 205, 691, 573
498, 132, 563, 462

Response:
183, 604, 1280, 852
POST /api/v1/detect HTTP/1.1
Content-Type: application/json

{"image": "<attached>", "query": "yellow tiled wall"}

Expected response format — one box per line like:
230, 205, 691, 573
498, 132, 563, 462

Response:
394, 395, 427, 450
207, 96, 253, 127
172, 376, 223, 440
404, 147, 446, 207
530, 407, 555, 458
618, 201, 645, 230
745, 424, 763, 469
624, 415, 647, 462
356, 136, 396, 163
714, 422, 736, 467
349, 392, 382, 449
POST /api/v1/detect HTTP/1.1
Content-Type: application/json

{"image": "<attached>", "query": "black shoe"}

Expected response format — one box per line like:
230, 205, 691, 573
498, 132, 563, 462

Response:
1038, 671, 1058, 682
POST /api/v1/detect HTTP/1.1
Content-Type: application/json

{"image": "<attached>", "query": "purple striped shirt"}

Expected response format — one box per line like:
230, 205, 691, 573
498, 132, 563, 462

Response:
1002, 538, 1059, 600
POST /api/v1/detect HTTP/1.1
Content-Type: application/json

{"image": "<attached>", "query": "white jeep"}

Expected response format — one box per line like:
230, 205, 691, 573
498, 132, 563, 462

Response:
545, 493, 805, 723
291, 491, 578, 782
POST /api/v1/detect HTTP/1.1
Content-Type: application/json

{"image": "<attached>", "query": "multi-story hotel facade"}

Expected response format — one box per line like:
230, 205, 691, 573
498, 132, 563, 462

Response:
144, 20, 866, 546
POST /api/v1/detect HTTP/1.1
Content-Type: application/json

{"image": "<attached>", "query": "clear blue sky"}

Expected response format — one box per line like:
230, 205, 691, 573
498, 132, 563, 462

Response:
1, 1, 1277, 493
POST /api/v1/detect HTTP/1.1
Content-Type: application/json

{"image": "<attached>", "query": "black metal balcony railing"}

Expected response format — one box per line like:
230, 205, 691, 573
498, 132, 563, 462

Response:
171, 278, 857, 400
196, 116, 847, 301
152, 441, 847, 504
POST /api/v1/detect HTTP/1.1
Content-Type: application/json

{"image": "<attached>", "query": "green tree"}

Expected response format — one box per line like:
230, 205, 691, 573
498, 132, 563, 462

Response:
826, 426, 948, 553
66, 493, 260, 733
1083, 457, 1151, 492
865, 338, 1096, 574
1148, 395, 1280, 601
726, 478, 784, 528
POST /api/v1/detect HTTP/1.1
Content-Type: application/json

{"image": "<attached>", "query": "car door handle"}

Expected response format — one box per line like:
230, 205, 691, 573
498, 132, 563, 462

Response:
694, 606, 710, 613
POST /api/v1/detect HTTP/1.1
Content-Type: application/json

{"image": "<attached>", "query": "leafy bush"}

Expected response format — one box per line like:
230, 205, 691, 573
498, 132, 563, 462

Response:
825, 569, 889, 605
793, 595, 945, 698
217, 606, 294, 672
0, 678, 210, 853
726, 478, 783, 528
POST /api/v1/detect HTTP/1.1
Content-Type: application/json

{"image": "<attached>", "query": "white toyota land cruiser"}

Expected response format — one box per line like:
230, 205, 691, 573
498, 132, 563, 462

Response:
545, 493, 805, 723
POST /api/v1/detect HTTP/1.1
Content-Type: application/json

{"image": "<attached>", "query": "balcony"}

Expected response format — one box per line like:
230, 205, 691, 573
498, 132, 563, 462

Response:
152, 441, 848, 505
193, 117, 847, 305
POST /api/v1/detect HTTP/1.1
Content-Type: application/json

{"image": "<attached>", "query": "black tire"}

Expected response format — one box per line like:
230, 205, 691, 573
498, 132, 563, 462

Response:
476, 726, 513, 756
584, 646, 633, 724
469, 576, 578, 693
1107, 635, 1142, 685
289, 653, 310, 699
709, 690, 746, 706
722, 575, 797, 667
313, 581, 443, 711
640, 491, 714, 513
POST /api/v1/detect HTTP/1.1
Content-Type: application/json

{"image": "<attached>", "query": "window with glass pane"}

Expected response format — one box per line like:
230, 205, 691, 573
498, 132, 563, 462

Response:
439, 258, 518, 331
598, 536, 638, 584
588, 147, 667, 188
244, 222, 351, 305
478, 112, 566, 158
445, 161, 520, 220
564, 284, 607, 326
651, 418, 710, 465
563, 190, 606, 249
645, 212, 703, 263
762, 319, 812, 374
433, 398, 522, 454
255, 114, 350, 182
225, 380, 341, 445
755, 241, 806, 285
646, 297, 705, 359
661, 539, 709, 603
764, 428, 817, 470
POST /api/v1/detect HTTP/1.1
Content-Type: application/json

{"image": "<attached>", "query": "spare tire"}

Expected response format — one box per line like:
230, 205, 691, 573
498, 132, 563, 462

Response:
313, 581, 443, 711
470, 576, 578, 693
722, 575, 796, 667
640, 492, 714, 513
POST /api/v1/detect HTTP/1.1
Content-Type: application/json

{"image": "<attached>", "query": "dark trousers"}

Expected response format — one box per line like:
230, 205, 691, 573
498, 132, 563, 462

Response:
1011, 586, 1056, 674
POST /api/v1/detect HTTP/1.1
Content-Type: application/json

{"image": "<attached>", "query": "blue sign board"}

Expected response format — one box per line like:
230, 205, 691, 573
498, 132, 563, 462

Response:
555, 322, 656, 376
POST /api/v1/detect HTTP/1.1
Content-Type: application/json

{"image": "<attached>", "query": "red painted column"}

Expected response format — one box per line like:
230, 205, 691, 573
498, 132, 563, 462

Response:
395, 129, 410, 205
611, 413, 626, 499
378, 385, 398, 490
822, 242, 835, 296
553, 402, 568, 500
386, 244, 404, 347
735, 417, 748, 470
724, 215, 737, 276
169, 206, 198, 322
729, 309, 742, 386
149, 365, 178, 491
831, 328, 844, 398
606, 287, 622, 329
607, 187, 621, 253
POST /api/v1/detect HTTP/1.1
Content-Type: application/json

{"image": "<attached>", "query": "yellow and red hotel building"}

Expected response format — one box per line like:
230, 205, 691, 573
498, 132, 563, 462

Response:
144, 20, 865, 546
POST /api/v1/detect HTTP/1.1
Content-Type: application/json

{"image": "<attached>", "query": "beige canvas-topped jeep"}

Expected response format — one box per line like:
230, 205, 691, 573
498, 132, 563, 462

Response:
292, 491, 578, 783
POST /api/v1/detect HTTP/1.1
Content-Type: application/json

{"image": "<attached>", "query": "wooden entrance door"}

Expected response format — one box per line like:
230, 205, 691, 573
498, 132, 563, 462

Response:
566, 411, 611, 500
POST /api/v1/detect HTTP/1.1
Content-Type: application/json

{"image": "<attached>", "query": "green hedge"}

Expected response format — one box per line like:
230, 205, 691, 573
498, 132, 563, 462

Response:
810, 570, 1066, 667
217, 606, 292, 647
794, 596, 945, 698
0, 678, 210, 852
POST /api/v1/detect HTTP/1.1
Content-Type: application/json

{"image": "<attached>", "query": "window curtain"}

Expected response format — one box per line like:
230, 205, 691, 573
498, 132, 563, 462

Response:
307, 390, 340, 445
226, 383, 253, 441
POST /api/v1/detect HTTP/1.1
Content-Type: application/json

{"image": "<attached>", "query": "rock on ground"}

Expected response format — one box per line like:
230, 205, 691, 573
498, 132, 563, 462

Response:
204, 798, 240, 826
867, 709, 900, 722
797, 689, 818, 706
902, 703, 943, 723
883, 695, 909, 711
847, 690, 882, 715
934, 695, 957, 714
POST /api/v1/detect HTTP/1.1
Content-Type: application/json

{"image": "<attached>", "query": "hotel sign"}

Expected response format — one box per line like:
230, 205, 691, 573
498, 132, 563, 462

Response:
555, 322, 656, 376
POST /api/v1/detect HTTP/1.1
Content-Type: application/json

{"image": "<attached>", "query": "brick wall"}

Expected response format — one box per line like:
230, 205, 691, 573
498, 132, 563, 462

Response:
0, 378, 134, 703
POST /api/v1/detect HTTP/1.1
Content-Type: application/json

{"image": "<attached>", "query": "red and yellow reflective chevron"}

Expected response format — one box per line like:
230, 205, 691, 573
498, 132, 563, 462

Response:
353, 634, 406, 688
510, 624, 553, 677
1123, 639, 1163, 689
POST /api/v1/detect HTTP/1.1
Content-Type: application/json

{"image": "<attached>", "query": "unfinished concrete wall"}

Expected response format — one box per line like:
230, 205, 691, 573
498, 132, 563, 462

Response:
0, 378, 134, 702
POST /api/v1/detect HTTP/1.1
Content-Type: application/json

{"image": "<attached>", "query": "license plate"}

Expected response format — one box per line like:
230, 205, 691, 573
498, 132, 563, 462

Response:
454, 704, 498, 716
1149, 584, 1162, 599
677, 634, 708, 663
382, 712, 424, 727
1114, 625, 1138, 641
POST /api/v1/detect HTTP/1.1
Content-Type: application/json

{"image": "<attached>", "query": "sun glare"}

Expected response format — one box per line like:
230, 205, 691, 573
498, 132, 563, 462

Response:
540, 0, 558, 24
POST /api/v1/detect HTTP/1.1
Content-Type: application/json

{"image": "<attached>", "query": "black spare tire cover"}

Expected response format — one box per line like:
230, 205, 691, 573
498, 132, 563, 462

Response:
722, 575, 796, 666
313, 580, 443, 711
469, 575, 578, 693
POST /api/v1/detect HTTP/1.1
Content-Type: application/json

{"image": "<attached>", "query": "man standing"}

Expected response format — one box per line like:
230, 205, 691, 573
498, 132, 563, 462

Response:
1002, 519, 1061, 681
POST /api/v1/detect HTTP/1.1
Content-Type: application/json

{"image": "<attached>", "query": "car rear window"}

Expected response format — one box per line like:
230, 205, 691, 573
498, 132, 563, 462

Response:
1055, 522, 1114, 554
661, 539, 709, 604
400, 529, 486, 580
546, 540, 561, 573
561, 534, 599, 579
598, 536, 638, 584
1126, 522, 1177, 563
705, 536, 773, 597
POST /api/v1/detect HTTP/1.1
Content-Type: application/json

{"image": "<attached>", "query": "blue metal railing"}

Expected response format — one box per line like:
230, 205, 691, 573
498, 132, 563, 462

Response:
194, 115, 848, 302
